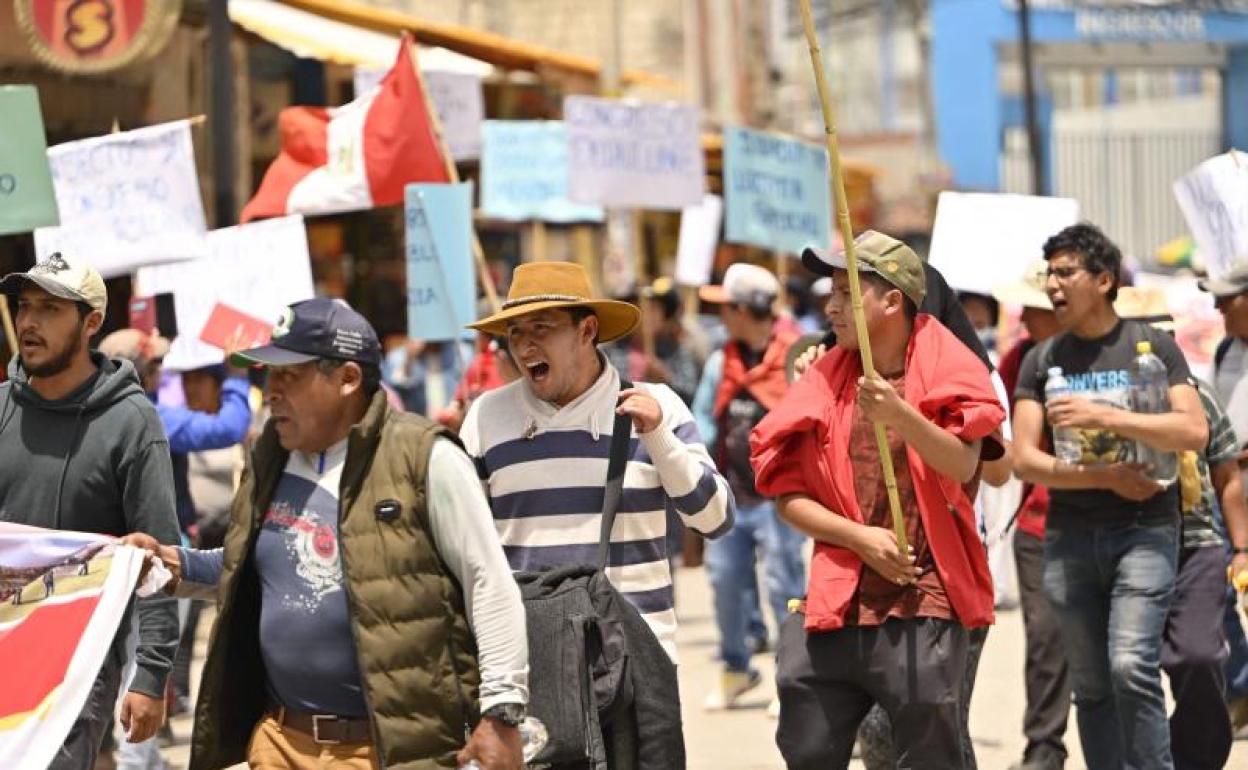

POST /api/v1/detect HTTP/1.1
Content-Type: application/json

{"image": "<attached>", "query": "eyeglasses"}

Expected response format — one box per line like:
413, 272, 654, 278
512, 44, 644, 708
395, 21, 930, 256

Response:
1045, 266, 1088, 282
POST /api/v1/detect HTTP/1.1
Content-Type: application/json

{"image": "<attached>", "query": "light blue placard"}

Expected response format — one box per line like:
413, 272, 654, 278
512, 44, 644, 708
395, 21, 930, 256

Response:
481, 121, 604, 223
405, 182, 477, 341
723, 125, 832, 255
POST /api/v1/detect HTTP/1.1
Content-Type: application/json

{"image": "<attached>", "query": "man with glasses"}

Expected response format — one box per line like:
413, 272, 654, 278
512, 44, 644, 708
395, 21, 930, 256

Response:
1011, 224, 1207, 770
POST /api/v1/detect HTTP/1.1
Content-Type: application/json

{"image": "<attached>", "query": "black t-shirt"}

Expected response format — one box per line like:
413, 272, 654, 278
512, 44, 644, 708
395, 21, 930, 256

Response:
1015, 319, 1190, 525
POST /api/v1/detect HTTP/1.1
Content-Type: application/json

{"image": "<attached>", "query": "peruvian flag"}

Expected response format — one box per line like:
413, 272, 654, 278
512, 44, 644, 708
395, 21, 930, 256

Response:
240, 35, 450, 223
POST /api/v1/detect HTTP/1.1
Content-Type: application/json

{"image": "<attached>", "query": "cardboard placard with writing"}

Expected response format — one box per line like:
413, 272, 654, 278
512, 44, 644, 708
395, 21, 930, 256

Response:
723, 126, 831, 256
564, 96, 705, 210
405, 182, 476, 342
481, 121, 604, 223
35, 120, 208, 278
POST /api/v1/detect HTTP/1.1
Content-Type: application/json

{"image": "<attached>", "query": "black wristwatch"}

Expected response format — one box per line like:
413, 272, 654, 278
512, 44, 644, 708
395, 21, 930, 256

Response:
482, 703, 526, 728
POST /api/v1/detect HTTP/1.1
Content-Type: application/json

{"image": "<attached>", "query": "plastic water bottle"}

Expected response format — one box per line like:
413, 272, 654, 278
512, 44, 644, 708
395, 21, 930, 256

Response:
1129, 341, 1177, 485
459, 716, 549, 769
1045, 367, 1083, 464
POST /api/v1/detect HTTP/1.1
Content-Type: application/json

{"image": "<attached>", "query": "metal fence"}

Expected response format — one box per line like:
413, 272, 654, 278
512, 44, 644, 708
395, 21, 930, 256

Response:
1001, 125, 1221, 260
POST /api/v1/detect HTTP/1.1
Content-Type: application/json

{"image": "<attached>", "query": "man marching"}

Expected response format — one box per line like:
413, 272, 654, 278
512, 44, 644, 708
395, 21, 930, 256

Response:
750, 231, 1005, 768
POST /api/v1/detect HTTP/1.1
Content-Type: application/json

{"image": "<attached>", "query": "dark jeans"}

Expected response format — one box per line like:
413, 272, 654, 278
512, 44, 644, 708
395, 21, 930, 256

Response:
1043, 516, 1179, 770
48, 644, 124, 770
1161, 545, 1232, 770
775, 614, 969, 770
1014, 529, 1071, 765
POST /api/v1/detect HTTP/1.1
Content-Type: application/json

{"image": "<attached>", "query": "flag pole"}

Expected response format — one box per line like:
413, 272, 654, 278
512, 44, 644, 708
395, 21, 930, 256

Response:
798, 0, 909, 554
0, 302, 16, 361
406, 37, 501, 314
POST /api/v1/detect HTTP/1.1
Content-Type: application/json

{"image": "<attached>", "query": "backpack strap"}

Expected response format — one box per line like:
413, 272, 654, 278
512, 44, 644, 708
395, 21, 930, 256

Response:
598, 380, 634, 570
1216, 336, 1234, 375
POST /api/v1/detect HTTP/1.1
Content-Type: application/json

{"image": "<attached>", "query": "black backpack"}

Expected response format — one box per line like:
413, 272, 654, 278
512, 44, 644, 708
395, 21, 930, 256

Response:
512, 384, 685, 770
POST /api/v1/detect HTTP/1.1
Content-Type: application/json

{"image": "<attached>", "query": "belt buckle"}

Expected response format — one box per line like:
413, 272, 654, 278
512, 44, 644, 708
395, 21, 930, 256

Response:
311, 714, 341, 745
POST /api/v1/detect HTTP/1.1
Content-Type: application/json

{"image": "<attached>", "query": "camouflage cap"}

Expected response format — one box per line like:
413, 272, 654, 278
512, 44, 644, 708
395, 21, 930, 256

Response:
801, 230, 926, 306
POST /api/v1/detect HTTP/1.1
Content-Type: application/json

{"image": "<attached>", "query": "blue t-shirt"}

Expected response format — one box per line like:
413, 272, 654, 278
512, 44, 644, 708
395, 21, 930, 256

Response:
253, 447, 367, 716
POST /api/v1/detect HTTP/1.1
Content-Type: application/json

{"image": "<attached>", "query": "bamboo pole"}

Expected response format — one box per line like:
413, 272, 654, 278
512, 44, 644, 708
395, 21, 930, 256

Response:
408, 39, 501, 313
798, 0, 909, 554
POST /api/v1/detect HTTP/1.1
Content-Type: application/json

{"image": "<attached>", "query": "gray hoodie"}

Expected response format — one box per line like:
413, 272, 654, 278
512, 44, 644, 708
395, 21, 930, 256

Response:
0, 352, 180, 697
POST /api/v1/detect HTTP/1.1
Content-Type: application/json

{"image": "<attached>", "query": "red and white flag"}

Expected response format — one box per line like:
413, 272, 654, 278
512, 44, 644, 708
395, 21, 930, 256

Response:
240, 35, 450, 223
0, 524, 149, 770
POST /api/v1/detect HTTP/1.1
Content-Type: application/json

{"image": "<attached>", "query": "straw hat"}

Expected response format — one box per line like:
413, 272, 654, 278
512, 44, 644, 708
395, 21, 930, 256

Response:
992, 261, 1052, 310
1114, 287, 1176, 331
469, 262, 641, 343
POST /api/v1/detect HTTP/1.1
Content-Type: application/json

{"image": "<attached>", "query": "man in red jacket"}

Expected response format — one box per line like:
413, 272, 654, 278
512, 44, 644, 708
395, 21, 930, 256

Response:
751, 231, 1005, 769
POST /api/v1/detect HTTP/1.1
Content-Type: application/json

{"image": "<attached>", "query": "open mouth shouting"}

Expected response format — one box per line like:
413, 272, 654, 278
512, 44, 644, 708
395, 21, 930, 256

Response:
525, 360, 551, 383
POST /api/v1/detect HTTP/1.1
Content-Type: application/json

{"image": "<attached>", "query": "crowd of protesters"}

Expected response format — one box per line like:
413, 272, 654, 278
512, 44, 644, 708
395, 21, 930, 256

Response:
3, 217, 1248, 770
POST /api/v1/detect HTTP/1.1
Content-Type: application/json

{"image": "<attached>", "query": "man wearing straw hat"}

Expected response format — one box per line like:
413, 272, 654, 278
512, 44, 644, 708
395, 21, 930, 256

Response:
459, 262, 734, 663
750, 231, 1006, 768
992, 262, 1070, 770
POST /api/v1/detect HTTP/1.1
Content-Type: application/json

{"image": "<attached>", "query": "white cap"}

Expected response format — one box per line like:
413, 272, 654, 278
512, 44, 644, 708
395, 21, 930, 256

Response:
698, 263, 780, 310
0, 252, 108, 315
810, 277, 833, 297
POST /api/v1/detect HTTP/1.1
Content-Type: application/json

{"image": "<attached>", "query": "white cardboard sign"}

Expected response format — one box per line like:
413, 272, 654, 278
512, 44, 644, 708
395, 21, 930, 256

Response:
135, 215, 315, 372
675, 194, 724, 287
35, 121, 208, 278
1173, 152, 1248, 281
563, 96, 705, 210
928, 192, 1080, 296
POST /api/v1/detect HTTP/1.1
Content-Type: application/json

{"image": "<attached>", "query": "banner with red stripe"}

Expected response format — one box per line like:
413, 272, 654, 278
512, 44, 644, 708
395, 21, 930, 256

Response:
0, 523, 145, 770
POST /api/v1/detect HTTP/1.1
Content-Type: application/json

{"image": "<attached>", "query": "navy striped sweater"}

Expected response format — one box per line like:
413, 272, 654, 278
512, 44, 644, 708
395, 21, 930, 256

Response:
460, 361, 734, 660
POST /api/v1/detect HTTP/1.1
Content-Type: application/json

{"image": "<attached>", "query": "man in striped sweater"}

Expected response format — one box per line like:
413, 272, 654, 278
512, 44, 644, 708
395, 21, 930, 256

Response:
460, 262, 735, 661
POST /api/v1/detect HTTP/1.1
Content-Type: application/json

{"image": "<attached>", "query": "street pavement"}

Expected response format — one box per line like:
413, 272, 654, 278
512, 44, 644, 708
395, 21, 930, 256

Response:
157, 564, 1248, 769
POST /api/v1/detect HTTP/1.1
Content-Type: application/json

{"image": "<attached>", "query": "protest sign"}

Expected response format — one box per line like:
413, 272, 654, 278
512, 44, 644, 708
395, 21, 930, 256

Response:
0, 86, 59, 236
135, 215, 315, 371
564, 96, 705, 210
675, 194, 724, 287
481, 121, 604, 223
405, 183, 476, 341
35, 120, 208, 278
1174, 152, 1248, 281
0, 523, 146, 770
355, 66, 484, 161
928, 192, 1079, 296
723, 126, 830, 255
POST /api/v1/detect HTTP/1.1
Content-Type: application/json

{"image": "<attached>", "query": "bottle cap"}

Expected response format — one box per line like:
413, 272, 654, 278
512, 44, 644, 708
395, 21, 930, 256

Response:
1136, 341, 1152, 354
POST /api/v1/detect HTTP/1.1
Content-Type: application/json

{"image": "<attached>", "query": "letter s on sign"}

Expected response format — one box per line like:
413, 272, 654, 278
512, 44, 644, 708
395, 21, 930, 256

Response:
65, 0, 116, 56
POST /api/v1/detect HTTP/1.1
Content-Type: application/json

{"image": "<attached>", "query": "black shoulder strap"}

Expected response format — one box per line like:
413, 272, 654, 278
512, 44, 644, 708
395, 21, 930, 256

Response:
1216, 335, 1234, 374
598, 380, 634, 570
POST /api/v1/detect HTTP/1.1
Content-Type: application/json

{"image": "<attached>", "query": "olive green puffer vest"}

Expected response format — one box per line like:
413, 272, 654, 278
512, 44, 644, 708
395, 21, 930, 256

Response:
189, 392, 480, 770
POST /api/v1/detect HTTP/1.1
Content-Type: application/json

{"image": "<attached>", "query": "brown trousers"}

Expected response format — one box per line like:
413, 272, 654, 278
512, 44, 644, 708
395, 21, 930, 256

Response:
246, 715, 380, 770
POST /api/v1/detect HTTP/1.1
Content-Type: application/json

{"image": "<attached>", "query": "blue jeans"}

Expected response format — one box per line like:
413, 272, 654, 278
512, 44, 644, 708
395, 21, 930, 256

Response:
705, 499, 807, 671
1043, 517, 1179, 770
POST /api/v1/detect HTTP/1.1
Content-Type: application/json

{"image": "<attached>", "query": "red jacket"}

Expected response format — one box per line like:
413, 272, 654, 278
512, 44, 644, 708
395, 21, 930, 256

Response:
749, 315, 1005, 631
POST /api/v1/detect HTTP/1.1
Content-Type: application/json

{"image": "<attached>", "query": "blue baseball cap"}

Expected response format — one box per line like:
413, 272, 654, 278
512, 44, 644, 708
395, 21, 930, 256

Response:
230, 298, 382, 368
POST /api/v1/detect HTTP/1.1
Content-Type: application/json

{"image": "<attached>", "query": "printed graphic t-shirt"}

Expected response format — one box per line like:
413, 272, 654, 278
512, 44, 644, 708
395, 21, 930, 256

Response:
1015, 319, 1191, 526
254, 441, 368, 717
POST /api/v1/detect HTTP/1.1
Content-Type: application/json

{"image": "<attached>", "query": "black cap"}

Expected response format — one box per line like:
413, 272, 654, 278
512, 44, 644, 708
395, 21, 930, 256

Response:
230, 298, 382, 369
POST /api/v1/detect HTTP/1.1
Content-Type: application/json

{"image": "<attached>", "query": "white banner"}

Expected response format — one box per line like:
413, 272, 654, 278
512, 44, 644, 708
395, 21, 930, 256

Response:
675, 194, 723, 287
135, 215, 315, 371
928, 192, 1080, 296
0, 524, 145, 770
34, 121, 208, 278
355, 67, 484, 161
564, 96, 705, 210
1173, 152, 1248, 281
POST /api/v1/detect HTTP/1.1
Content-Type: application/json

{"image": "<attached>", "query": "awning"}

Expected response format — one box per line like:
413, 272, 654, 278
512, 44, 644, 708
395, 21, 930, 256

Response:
281, 0, 682, 93
228, 0, 493, 76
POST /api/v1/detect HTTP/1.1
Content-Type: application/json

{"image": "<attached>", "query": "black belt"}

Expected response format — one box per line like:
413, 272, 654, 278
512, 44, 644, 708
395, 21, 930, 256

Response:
269, 703, 373, 745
